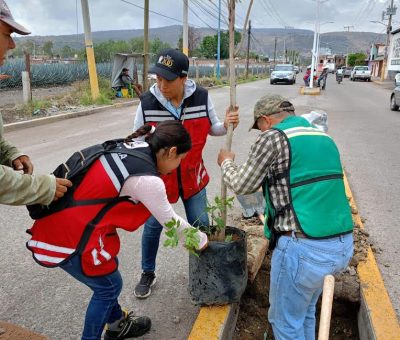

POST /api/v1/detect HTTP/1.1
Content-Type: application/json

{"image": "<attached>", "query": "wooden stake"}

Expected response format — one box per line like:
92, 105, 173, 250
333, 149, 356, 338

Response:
216, 0, 236, 241
318, 275, 335, 340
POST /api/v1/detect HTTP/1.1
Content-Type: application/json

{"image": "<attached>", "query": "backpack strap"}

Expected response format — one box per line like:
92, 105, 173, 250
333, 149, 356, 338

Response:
75, 196, 132, 255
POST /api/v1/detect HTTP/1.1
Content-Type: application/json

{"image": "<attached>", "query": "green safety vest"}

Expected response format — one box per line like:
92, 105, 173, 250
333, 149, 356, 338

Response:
263, 116, 353, 239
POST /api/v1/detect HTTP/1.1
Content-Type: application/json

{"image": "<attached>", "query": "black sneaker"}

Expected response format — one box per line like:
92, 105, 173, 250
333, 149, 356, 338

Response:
134, 272, 156, 299
104, 311, 151, 339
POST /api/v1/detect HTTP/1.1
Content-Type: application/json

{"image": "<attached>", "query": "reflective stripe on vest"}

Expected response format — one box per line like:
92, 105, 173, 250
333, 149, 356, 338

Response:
140, 88, 211, 201
27, 145, 157, 276
265, 116, 353, 239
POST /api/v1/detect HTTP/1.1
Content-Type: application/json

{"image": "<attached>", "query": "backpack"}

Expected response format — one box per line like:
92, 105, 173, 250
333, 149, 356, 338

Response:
27, 139, 155, 220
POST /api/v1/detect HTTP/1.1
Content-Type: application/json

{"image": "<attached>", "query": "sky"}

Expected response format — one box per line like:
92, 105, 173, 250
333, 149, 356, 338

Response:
7, 0, 399, 37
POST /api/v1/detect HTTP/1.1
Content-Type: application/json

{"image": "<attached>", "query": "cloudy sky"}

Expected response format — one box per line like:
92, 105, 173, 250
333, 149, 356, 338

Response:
7, 0, 398, 37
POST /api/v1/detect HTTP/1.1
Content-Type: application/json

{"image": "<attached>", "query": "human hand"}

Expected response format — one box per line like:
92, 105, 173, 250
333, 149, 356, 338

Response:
53, 178, 73, 201
0, 74, 11, 80
12, 155, 33, 174
217, 149, 235, 166
197, 230, 208, 251
224, 105, 239, 130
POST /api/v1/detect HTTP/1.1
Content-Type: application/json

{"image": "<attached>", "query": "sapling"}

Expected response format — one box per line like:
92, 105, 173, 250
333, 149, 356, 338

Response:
163, 218, 201, 257
206, 196, 235, 242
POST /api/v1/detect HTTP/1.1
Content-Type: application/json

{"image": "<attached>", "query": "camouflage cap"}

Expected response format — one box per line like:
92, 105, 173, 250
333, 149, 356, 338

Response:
249, 94, 294, 130
0, 0, 30, 35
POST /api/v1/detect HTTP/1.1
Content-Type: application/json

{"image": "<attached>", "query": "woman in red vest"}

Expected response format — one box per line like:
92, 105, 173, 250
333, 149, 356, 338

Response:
27, 121, 208, 340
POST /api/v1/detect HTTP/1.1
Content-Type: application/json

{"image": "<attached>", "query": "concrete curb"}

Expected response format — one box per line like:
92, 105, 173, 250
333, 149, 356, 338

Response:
188, 304, 239, 340
300, 86, 321, 95
3, 100, 139, 133
344, 174, 400, 340
2, 83, 230, 133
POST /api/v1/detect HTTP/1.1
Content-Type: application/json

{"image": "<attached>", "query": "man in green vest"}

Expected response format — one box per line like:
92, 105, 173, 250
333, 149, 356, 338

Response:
217, 94, 354, 340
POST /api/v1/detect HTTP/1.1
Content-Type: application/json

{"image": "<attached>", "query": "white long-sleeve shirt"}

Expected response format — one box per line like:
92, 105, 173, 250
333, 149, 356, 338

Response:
120, 175, 208, 249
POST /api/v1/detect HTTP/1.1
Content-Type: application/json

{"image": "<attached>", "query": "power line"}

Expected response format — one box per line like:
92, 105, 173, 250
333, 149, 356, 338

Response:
120, 0, 184, 25
191, 0, 228, 26
265, 0, 287, 27
187, 2, 218, 32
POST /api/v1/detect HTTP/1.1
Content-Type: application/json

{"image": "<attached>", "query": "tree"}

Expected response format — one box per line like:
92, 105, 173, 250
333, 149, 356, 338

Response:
177, 26, 202, 56
347, 52, 367, 67
150, 37, 171, 56
200, 31, 241, 59
43, 40, 54, 57
200, 36, 216, 59
61, 45, 75, 58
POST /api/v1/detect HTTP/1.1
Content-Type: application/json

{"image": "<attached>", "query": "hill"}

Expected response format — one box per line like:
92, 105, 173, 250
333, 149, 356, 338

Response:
14, 25, 385, 58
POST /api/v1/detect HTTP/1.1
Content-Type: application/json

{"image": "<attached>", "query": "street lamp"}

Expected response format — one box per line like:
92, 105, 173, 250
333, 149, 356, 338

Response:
316, 21, 334, 73
370, 20, 387, 27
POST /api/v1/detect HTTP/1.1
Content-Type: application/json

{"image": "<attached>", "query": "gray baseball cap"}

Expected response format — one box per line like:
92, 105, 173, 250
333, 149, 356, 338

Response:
0, 0, 30, 35
249, 94, 295, 130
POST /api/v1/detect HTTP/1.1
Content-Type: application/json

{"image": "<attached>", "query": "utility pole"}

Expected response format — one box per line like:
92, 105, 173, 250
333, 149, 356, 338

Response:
283, 38, 286, 63
343, 25, 354, 67
143, 0, 149, 91
310, 0, 320, 88
183, 0, 189, 56
81, 0, 99, 100
382, 0, 396, 81
245, 20, 251, 78
273, 37, 277, 65
216, 0, 221, 79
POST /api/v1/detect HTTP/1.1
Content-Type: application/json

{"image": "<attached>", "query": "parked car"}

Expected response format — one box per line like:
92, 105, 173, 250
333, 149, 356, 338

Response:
350, 66, 371, 82
339, 66, 352, 78
270, 64, 296, 85
390, 76, 400, 111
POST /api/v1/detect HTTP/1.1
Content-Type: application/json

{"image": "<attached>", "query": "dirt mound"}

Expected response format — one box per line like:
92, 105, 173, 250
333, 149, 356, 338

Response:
0, 322, 46, 340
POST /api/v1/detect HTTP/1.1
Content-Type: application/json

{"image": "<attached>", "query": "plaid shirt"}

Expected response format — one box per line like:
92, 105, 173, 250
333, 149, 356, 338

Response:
221, 129, 299, 232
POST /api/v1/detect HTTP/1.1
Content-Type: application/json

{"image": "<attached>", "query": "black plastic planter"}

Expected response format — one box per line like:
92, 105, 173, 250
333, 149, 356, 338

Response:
188, 226, 247, 305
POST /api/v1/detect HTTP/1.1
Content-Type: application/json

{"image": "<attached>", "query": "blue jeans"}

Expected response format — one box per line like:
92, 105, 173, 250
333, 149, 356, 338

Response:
268, 232, 354, 340
60, 256, 123, 340
141, 188, 209, 272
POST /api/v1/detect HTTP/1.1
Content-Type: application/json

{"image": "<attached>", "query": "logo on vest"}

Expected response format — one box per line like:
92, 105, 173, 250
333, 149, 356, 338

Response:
158, 55, 174, 68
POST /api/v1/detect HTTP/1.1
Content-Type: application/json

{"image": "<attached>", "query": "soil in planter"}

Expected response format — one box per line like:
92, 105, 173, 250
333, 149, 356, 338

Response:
188, 226, 247, 305
233, 254, 360, 340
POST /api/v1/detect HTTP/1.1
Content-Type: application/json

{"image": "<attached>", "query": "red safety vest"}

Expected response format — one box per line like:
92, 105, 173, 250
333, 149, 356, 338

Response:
140, 87, 211, 202
27, 145, 158, 277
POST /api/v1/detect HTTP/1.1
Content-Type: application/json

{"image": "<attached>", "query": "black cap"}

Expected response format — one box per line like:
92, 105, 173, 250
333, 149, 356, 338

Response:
149, 48, 189, 81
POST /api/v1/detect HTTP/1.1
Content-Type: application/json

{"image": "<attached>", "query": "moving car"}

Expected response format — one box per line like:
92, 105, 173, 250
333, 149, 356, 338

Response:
270, 64, 296, 85
350, 66, 371, 82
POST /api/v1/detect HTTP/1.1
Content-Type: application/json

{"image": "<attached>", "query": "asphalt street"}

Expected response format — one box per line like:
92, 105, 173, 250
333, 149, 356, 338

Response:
0, 75, 399, 339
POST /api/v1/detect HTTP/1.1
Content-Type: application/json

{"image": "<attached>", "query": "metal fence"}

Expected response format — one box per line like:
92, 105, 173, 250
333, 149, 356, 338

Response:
0, 58, 269, 109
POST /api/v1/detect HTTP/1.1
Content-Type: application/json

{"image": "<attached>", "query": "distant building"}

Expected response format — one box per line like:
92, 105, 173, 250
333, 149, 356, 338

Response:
388, 28, 400, 79
368, 43, 385, 78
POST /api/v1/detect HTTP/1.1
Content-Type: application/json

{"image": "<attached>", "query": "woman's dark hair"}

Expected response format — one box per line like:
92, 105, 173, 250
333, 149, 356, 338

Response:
125, 121, 192, 155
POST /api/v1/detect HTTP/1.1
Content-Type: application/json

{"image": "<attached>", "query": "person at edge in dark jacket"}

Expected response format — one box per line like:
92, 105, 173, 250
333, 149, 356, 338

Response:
0, 0, 71, 206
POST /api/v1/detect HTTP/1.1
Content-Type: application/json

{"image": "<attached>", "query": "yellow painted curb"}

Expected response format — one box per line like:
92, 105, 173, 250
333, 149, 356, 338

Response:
188, 304, 238, 340
344, 174, 400, 339
300, 86, 321, 95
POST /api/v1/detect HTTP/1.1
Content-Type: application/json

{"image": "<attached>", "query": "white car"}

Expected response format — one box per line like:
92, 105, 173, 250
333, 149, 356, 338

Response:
270, 64, 296, 85
350, 66, 371, 82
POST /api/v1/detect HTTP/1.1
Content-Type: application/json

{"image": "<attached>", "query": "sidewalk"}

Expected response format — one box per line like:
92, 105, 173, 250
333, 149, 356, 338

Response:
371, 77, 395, 90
